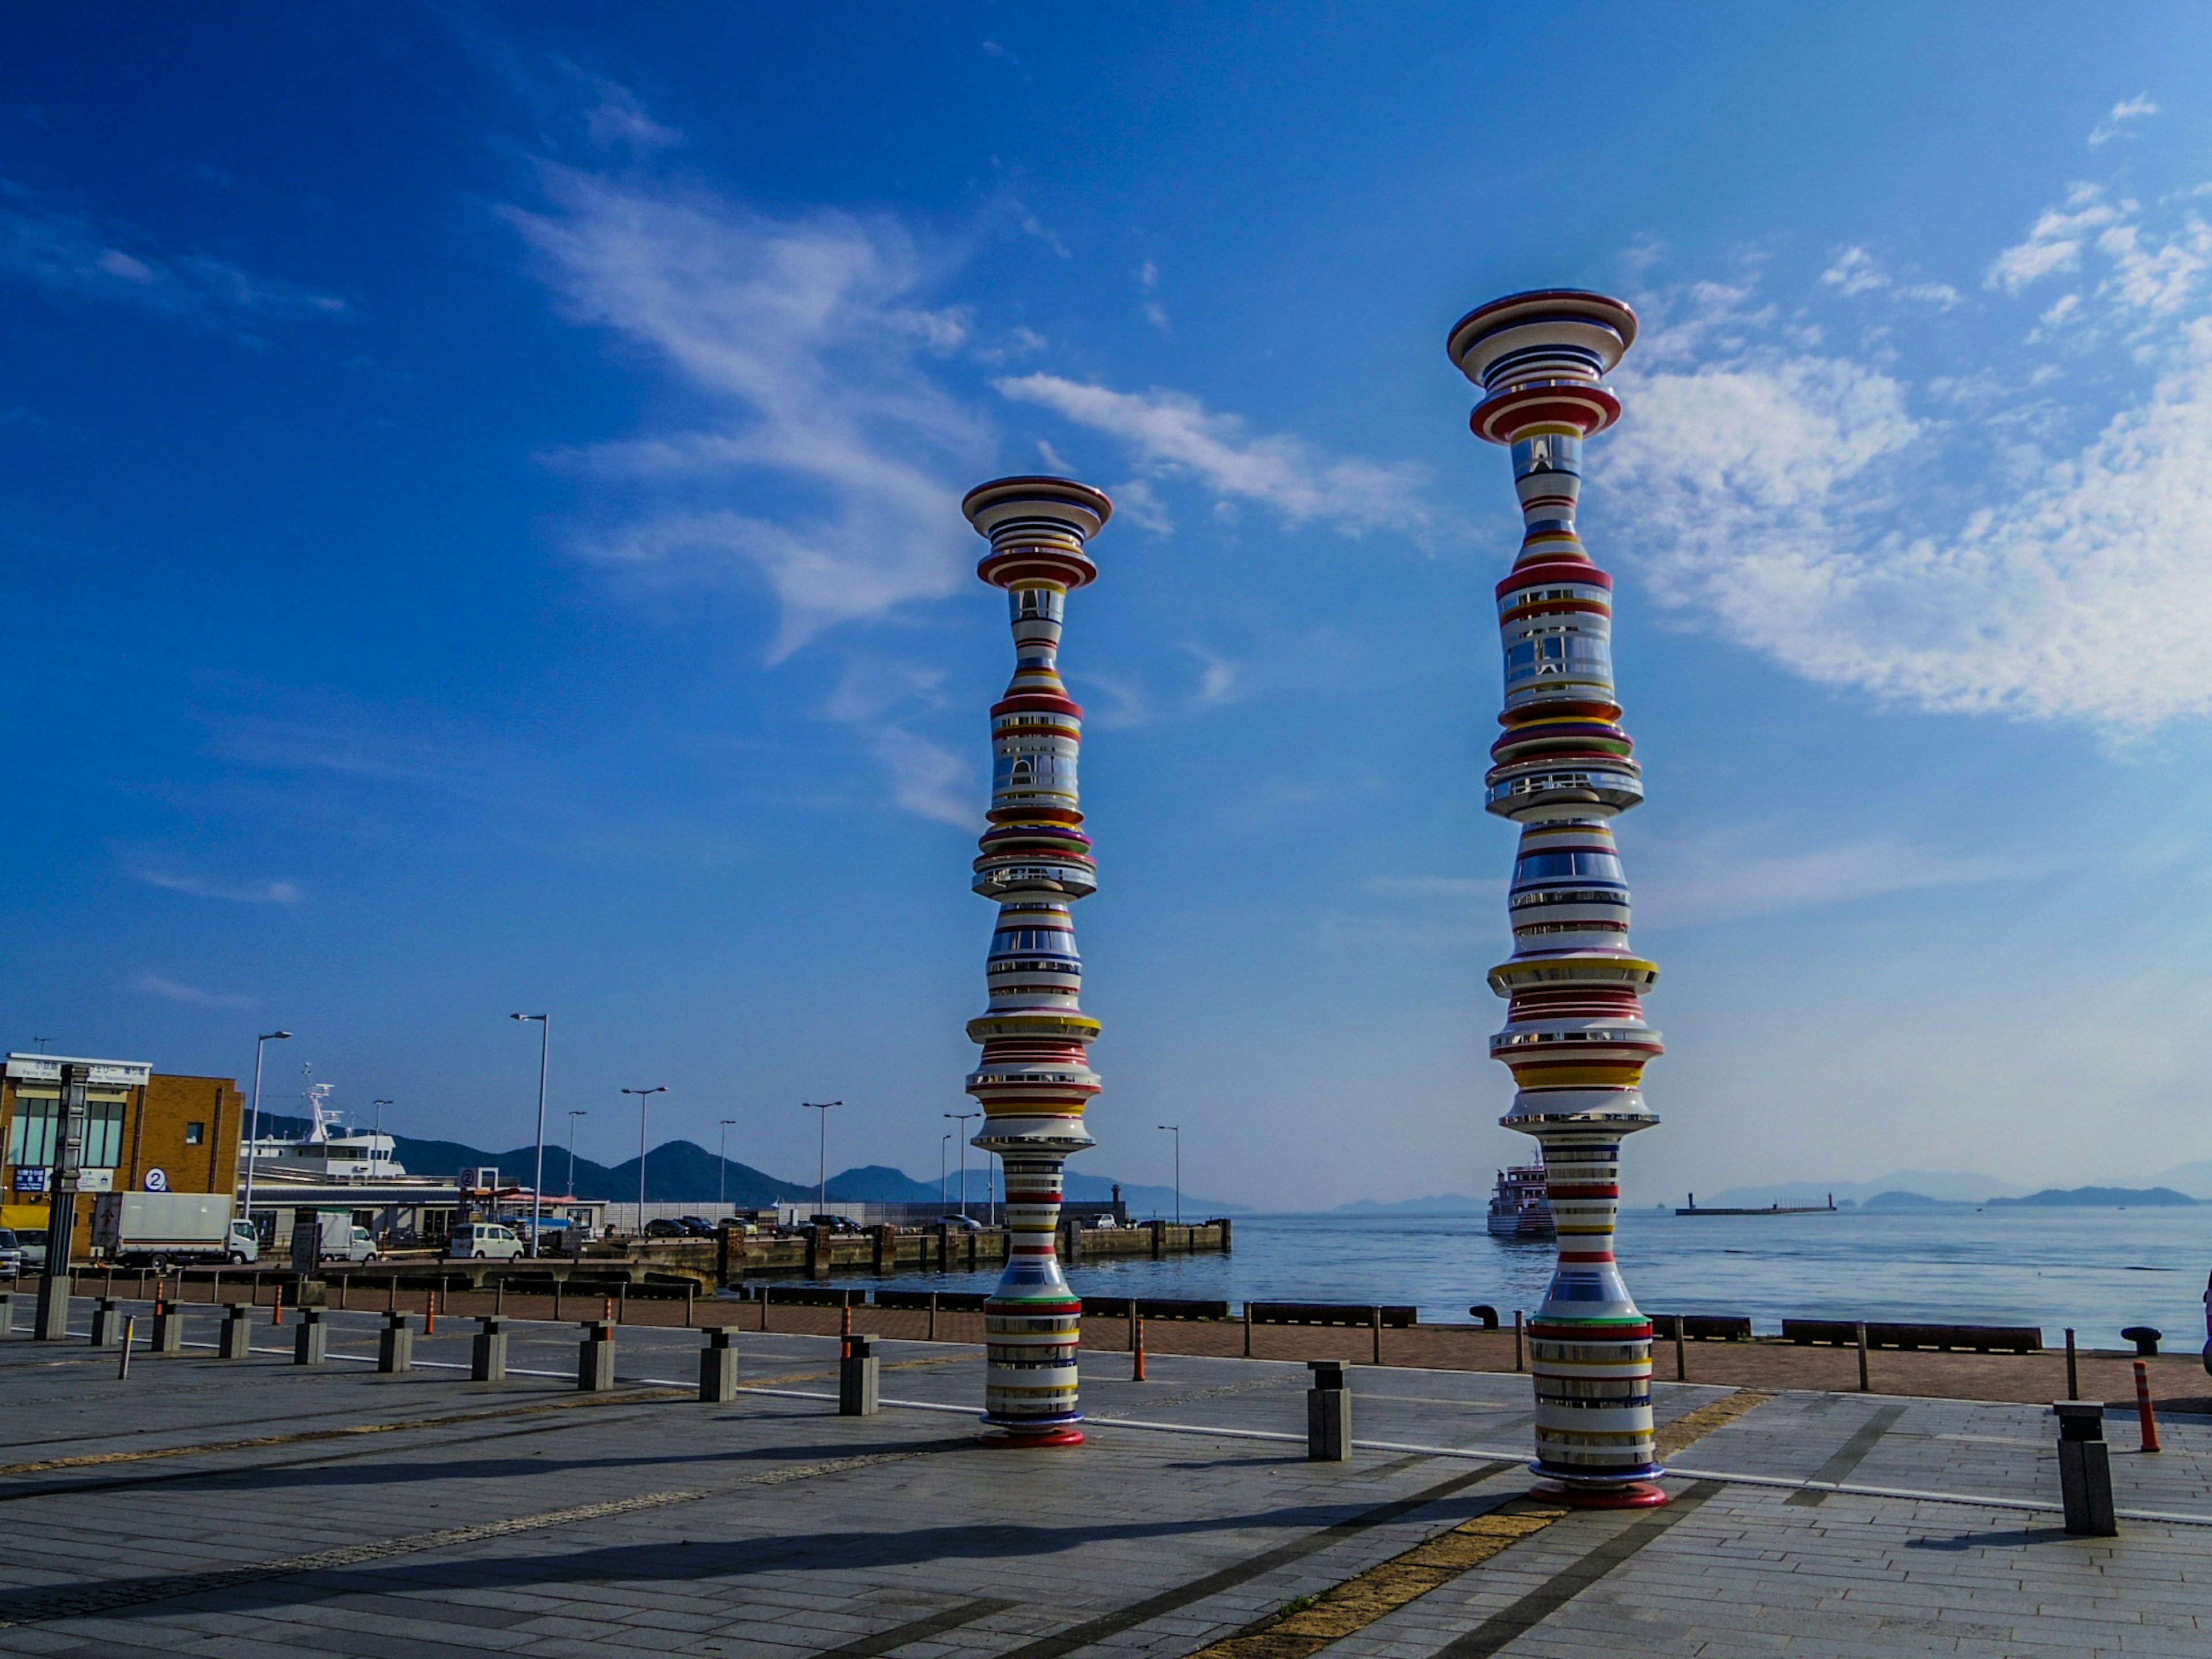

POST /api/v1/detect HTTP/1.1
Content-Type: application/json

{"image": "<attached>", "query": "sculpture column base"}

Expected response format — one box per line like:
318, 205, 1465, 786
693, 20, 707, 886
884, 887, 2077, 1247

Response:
1531, 1479, 1670, 1510
979, 1425, 1086, 1448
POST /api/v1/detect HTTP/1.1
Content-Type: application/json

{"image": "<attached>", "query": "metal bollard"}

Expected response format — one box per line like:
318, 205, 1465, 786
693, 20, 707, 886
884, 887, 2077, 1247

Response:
90, 1297, 124, 1349
294, 1308, 327, 1366
1513, 1309, 1524, 1373
1856, 1321, 1871, 1393
700, 1326, 738, 1403
377, 1312, 414, 1373
151, 1303, 184, 1354
2066, 1327, 2079, 1401
116, 1315, 136, 1379
219, 1302, 255, 1359
838, 1334, 879, 1416
1370, 1305, 1382, 1366
1307, 1359, 1353, 1461
2054, 1402, 2118, 1536
578, 1320, 615, 1391
472, 1316, 507, 1382
1675, 1324, 1688, 1383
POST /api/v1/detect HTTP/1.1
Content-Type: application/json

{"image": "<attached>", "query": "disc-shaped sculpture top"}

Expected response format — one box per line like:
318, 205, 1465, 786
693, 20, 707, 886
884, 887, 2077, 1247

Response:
964, 476, 1113, 590
1446, 290, 1639, 444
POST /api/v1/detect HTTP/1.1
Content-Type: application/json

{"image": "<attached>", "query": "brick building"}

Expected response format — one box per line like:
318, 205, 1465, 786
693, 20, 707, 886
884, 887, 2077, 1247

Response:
1, 1053, 244, 1240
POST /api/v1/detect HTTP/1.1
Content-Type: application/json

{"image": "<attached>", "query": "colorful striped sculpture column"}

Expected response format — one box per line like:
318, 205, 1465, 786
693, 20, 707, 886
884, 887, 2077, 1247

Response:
960, 475, 1112, 1448
1448, 291, 1668, 1509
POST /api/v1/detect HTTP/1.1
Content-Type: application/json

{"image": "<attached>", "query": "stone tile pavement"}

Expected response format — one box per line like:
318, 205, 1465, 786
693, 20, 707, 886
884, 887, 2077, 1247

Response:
0, 1296, 2203, 1656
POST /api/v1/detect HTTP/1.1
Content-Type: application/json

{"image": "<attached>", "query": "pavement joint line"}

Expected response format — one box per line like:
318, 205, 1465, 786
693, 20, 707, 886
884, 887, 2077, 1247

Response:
1427, 1479, 1726, 1658
1784, 1401, 1907, 1506
0, 1384, 681, 1479
990, 1460, 1520, 1659
1175, 1388, 1772, 1659
806, 1595, 1020, 1658
0, 1448, 923, 1631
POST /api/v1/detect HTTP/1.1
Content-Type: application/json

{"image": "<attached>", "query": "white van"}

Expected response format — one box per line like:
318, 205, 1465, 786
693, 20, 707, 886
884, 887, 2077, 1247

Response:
449, 1222, 524, 1260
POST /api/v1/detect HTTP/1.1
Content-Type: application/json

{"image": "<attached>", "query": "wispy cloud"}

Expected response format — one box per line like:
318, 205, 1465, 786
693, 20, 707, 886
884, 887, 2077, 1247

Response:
1633, 830, 2003, 929
1603, 164, 2212, 732
134, 973, 254, 1010
994, 374, 1432, 539
0, 178, 350, 332
127, 867, 302, 906
511, 165, 990, 660
1820, 245, 1960, 307
2088, 94, 2158, 149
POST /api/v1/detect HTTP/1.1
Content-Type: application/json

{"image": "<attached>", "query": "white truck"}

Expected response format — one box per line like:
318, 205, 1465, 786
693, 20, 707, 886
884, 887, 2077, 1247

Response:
289, 1210, 378, 1267
93, 1193, 259, 1268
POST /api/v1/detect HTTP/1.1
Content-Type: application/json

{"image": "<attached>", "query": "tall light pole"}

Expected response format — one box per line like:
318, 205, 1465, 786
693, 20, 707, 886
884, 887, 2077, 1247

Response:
370, 1099, 392, 1169
241, 1030, 292, 1224
803, 1101, 842, 1215
566, 1110, 586, 1194
1158, 1124, 1181, 1225
718, 1119, 737, 1211
622, 1086, 665, 1233
940, 1133, 952, 1210
510, 1014, 551, 1256
944, 1111, 979, 1221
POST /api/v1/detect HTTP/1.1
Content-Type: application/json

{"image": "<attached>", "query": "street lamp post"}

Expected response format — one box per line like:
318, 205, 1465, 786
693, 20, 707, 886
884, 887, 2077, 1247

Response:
622, 1087, 666, 1234
802, 1101, 842, 1216
944, 1111, 979, 1221
241, 1030, 293, 1224
1158, 1124, 1181, 1225
510, 1014, 551, 1256
940, 1133, 952, 1210
566, 1110, 586, 1194
718, 1119, 737, 1211
371, 1099, 391, 1141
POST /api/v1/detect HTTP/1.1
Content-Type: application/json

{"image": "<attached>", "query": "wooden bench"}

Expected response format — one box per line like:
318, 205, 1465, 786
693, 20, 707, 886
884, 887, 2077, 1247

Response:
1649, 1313, 1753, 1342
1247, 1301, 1418, 1328
874, 1289, 987, 1312
1781, 1319, 2041, 1353
1080, 1296, 1230, 1321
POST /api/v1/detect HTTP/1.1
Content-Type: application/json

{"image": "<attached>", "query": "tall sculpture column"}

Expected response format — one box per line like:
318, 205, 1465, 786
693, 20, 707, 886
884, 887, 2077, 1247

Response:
960, 475, 1113, 1447
1447, 291, 1668, 1509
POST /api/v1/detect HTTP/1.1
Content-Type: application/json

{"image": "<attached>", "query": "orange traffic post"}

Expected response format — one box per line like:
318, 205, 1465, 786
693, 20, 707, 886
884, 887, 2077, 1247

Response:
2135, 1359, 2161, 1453
1132, 1316, 1147, 1381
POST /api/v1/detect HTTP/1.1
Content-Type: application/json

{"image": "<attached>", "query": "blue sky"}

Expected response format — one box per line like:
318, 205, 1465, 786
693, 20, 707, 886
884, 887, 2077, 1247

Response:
6, 5, 2212, 1207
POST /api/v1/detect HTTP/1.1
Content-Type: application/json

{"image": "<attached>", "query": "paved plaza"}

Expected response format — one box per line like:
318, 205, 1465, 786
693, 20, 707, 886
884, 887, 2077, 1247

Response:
0, 1297, 2206, 1656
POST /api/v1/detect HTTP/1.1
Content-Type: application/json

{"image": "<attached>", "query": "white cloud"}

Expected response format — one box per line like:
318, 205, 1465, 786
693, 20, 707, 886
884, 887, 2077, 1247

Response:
1604, 174, 2212, 731
2089, 94, 2158, 149
1181, 643, 1241, 706
0, 178, 350, 331
1821, 245, 1889, 296
994, 374, 1431, 538
134, 973, 254, 1010
128, 868, 302, 906
510, 167, 991, 660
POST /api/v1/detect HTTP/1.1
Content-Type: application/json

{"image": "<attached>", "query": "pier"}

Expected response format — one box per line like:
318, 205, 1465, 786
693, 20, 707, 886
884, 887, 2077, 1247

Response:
0, 1281, 2205, 1655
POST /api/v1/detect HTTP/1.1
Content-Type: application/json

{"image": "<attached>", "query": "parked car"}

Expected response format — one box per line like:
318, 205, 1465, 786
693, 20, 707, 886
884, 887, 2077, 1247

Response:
13, 1228, 49, 1270
673, 1215, 717, 1236
808, 1214, 863, 1234
938, 1214, 982, 1232
448, 1222, 524, 1260
228, 1220, 262, 1263
0, 1229, 22, 1279
644, 1217, 691, 1238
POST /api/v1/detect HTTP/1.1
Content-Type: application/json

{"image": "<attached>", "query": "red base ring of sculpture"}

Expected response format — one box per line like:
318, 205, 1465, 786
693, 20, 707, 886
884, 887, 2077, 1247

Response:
1531, 1479, 1669, 1510
979, 1427, 1086, 1448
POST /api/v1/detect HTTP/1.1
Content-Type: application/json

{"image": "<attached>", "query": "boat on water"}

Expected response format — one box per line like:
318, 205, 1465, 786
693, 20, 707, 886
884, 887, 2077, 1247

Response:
1486, 1165, 1553, 1239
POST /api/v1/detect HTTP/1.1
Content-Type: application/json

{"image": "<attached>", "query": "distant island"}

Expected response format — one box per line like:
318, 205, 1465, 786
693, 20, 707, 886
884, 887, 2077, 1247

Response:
1986, 1185, 2198, 1208
1334, 1193, 1485, 1215
1862, 1191, 1973, 1210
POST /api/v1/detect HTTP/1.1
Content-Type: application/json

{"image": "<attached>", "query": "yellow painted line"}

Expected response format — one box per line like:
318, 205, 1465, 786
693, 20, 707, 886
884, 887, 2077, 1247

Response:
1185, 1388, 1773, 1659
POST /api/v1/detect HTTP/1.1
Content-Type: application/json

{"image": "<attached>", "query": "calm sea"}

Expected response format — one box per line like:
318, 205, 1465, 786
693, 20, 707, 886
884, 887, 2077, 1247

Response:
829, 1207, 2212, 1349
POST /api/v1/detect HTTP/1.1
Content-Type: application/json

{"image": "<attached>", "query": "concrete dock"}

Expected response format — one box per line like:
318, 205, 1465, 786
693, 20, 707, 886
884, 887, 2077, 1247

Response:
0, 1295, 2205, 1656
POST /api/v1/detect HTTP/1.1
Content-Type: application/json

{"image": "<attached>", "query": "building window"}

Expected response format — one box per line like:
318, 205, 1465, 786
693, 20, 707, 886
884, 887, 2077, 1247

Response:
185, 1122, 205, 1145
5, 1092, 127, 1169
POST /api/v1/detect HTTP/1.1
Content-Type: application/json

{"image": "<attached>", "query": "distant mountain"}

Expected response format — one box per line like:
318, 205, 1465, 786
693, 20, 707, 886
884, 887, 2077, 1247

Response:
1700, 1169, 2028, 1208
2147, 1160, 2212, 1201
248, 1115, 1245, 1211
1862, 1191, 1974, 1210
1333, 1193, 1487, 1214
1987, 1186, 2199, 1209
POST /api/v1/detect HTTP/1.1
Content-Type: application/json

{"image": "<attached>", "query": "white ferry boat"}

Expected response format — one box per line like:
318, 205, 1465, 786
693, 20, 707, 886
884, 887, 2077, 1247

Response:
1486, 1164, 1553, 1239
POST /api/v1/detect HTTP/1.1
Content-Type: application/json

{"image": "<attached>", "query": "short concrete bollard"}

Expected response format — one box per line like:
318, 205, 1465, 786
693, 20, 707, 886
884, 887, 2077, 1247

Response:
0, 1290, 14, 1338
151, 1305, 184, 1354
472, 1316, 508, 1382
2055, 1402, 2118, 1536
90, 1297, 124, 1349
1307, 1359, 1353, 1461
219, 1303, 255, 1359
294, 1308, 327, 1366
377, 1312, 414, 1373
839, 1334, 879, 1416
578, 1320, 615, 1391
700, 1327, 738, 1403
35, 1274, 73, 1342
